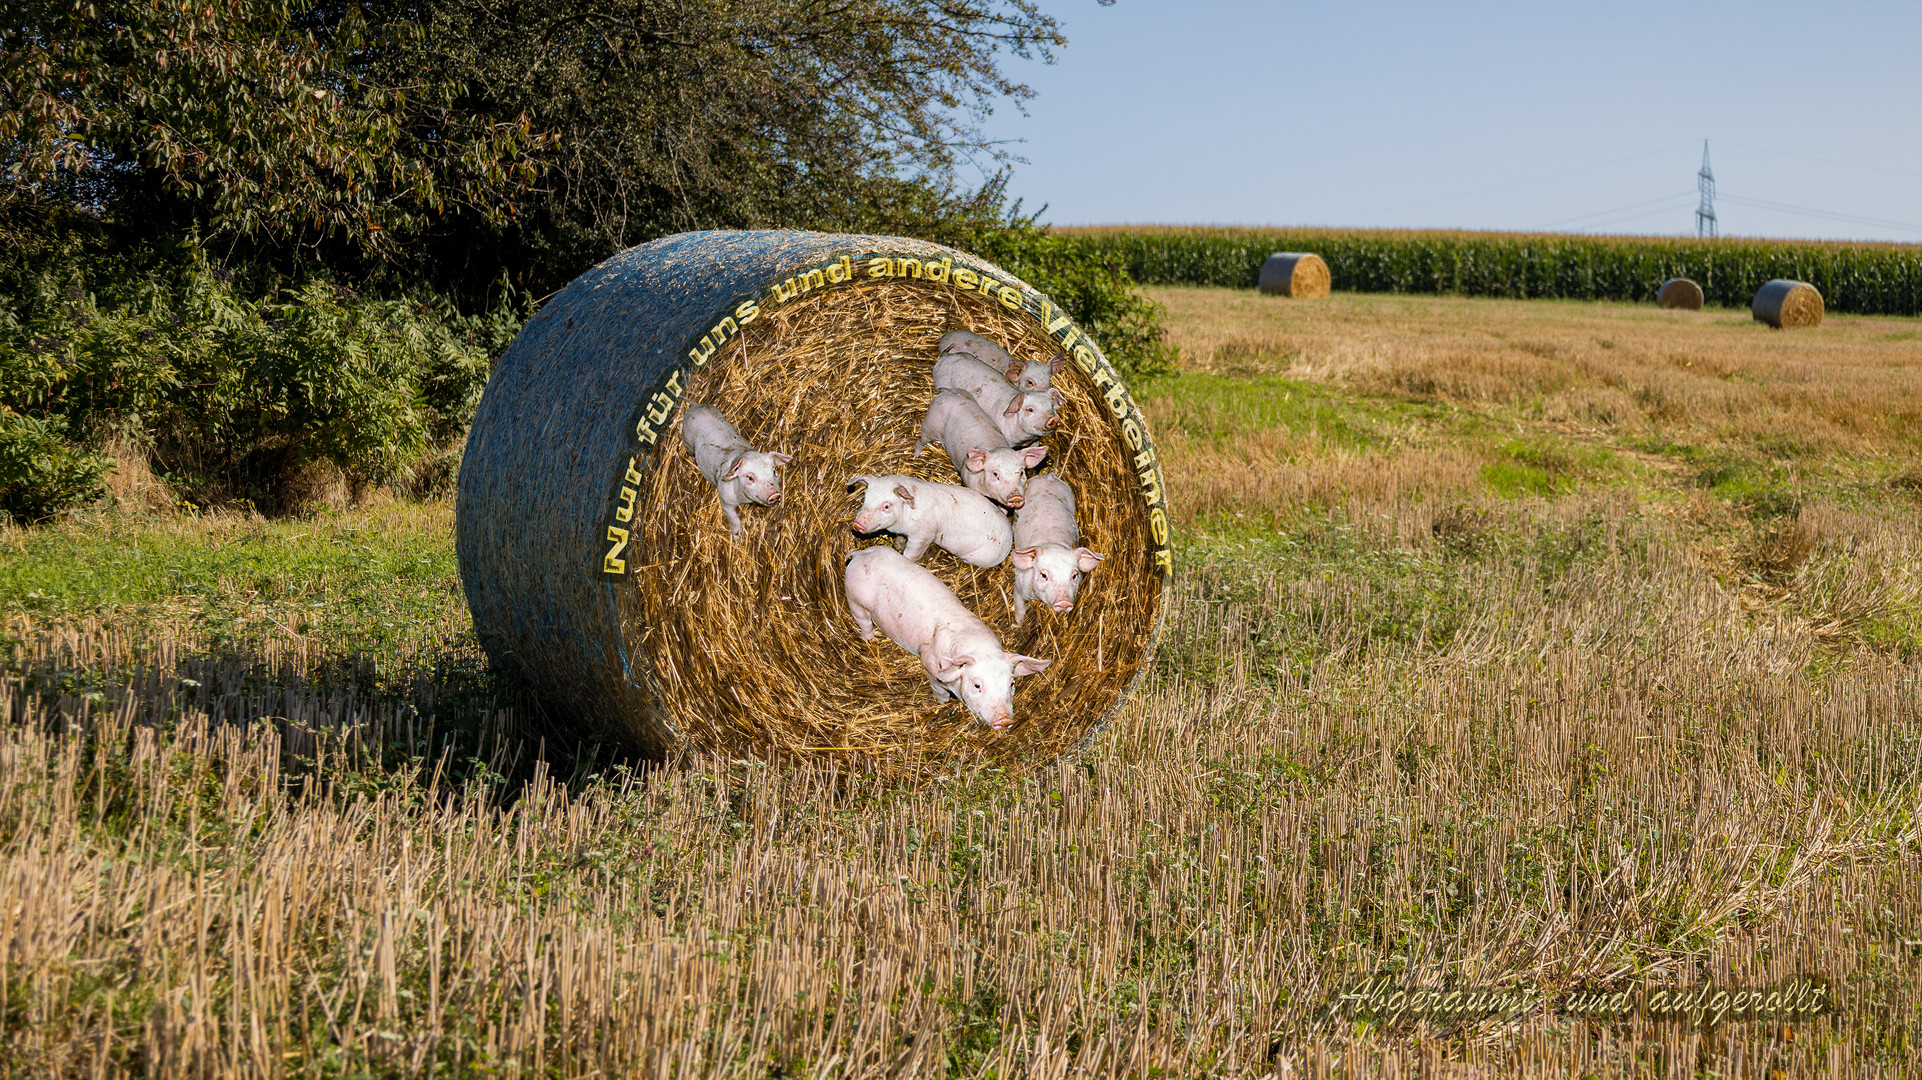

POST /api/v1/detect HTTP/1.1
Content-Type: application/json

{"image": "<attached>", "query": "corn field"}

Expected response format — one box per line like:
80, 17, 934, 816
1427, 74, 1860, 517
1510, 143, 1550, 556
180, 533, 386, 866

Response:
1060, 227, 1922, 315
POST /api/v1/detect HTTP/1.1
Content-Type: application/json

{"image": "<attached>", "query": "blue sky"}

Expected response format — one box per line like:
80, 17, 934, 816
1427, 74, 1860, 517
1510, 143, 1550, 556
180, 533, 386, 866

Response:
976, 1, 1922, 240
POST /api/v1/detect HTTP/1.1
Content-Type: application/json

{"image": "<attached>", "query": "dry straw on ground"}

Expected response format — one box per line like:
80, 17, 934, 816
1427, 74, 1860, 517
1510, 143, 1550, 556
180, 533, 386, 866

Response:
7, 285, 1922, 1074
1258, 252, 1332, 298
4, 496, 1919, 1076
1657, 276, 1705, 310
1752, 278, 1824, 329
628, 279, 1161, 771
1146, 286, 1922, 463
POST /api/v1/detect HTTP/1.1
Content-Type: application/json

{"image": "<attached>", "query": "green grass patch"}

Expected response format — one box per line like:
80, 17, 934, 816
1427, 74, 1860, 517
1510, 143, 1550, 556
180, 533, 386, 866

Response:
1137, 373, 1457, 451
0, 503, 468, 661
1480, 437, 1617, 498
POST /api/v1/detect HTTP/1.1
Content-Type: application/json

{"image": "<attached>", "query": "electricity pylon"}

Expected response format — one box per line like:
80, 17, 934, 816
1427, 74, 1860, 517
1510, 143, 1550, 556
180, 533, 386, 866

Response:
1696, 140, 1719, 238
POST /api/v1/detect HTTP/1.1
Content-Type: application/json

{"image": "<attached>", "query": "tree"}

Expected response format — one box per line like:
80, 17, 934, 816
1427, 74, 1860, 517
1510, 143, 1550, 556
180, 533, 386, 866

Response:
373, 0, 1072, 301
5, 0, 1076, 299
2, 0, 542, 260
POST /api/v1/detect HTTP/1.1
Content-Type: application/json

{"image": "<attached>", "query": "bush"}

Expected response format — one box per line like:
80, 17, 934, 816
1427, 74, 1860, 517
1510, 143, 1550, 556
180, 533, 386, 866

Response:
963, 215, 1178, 382
0, 239, 508, 517
0, 410, 109, 523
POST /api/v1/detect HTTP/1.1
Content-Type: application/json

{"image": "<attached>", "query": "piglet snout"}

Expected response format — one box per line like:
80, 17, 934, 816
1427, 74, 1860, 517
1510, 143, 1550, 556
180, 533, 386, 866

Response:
1005, 495, 1024, 509
1052, 599, 1074, 612
990, 713, 1014, 731
767, 490, 783, 505
1045, 415, 1059, 430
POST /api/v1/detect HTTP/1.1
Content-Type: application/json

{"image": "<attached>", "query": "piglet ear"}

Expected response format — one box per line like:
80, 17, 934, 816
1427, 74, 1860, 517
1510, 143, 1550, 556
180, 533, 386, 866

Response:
1049, 354, 1066, 374
1010, 546, 1038, 570
965, 448, 988, 473
1003, 396, 1022, 418
920, 644, 964, 682
1075, 547, 1107, 572
771, 452, 794, 466
1010, 654, 1050, 678
892, 483, 917, 506
1020, 445, 1049, 468
1049, 389, 1063, 408
846, 474, 870, 493
722, 459, 742, 481
1004, 360, 1025, 381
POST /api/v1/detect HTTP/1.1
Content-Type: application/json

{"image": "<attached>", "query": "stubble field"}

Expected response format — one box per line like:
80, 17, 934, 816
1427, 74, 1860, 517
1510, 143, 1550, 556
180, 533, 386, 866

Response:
3, 289, 1920, 1077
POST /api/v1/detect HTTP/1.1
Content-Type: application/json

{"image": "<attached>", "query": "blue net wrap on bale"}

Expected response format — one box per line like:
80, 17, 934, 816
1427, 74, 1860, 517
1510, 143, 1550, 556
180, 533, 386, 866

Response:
1258, 252, 1331, 298
1751, 279, 1824, 329
457, 231, 1172, 771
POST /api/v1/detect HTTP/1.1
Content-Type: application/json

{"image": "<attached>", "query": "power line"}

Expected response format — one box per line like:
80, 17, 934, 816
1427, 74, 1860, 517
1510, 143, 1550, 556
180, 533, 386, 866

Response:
1713, 139, 1922, 182
1539, 190, 1696, 228
1717, 193, 1922, 236
1567, 199, 1701, 233
1383, 141, 1698, 214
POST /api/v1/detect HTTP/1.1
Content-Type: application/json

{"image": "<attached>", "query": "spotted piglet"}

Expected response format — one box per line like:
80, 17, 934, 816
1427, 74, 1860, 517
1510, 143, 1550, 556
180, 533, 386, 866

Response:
916, 389, 1048, 509
848, 474, 1013, 568
679, 403, 792, 541
1009, 474, 1105, 624
938, 330, 1063, 392
932, 352, 1060, 447
843, 545, 1049, 731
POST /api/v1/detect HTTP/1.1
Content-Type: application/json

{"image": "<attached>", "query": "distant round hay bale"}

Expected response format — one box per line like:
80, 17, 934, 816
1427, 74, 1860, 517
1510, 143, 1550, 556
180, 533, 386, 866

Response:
456, 231, 1171, 773
1751, 279, 1824, 329
1657, 278, 1704, 310
1258, 252, 1332, 298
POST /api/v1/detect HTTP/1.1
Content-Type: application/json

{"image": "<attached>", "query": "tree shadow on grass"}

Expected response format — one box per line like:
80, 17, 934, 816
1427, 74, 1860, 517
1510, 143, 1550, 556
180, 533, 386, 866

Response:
0, 622, 656, 812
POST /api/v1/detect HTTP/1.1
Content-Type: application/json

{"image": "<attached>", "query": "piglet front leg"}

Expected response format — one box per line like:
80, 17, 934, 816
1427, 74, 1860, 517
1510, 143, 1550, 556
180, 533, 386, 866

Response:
918, 644, 956, 701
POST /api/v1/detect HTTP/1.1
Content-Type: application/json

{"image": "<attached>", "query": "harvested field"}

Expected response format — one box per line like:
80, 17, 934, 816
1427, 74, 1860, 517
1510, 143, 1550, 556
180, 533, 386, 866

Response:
3, 289, 1920, 1076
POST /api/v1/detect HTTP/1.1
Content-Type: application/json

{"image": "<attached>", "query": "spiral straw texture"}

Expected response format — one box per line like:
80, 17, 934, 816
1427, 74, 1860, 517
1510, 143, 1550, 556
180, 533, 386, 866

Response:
1658, 278, 1705, 310
1257, 252, 1332, 298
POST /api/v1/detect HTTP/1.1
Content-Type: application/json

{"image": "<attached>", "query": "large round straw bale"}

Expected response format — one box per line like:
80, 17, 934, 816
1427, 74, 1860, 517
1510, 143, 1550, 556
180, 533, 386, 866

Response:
456, 231, 1172, 773
1258, 252, 1332, 298
1657, 278, 1704, 310
1751, 279, 1823, 329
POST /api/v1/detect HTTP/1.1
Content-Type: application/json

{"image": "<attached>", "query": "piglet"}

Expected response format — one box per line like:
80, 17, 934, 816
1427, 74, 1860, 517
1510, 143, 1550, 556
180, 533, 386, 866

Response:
843, 545, 1049, 731
1009, 474, 1105, 624
939, 330, 1063, 392
915, 389, 1048, 509
679, 403, 792, 540
932, 352, 1061, 446
848, 474, 1013, 568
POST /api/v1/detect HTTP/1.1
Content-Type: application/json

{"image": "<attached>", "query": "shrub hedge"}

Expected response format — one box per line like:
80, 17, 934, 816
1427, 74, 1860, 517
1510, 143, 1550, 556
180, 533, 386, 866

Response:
0, 238, 515, 521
